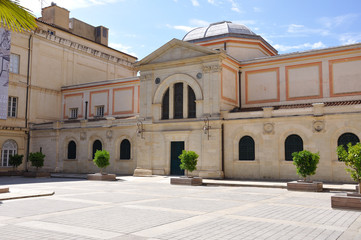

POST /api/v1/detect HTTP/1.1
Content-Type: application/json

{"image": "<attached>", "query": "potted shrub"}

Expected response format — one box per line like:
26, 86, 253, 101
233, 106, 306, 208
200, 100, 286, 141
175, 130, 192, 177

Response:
179, 150, 199, 177
87, 150, 116, 181
337, 143, 361, 193
9, 154, 23, 172
24, 152, 50, 177
332, 143, 361, 209
287, 150, 323, 192
170, 150, 202, 186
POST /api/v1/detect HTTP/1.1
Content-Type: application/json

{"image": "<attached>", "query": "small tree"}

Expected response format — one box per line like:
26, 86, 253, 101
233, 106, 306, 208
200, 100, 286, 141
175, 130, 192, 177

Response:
179, 150, 199, 177
337, 142, 361, 193
9, 154, 23, 171
93, 150, 110, 174
292, 150, 320, 181
28, 152, 45, 171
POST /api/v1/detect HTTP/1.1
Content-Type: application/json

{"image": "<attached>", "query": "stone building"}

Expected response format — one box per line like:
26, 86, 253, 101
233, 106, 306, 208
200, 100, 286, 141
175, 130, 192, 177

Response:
3, 17, 361, 182
0, 4, 137, 172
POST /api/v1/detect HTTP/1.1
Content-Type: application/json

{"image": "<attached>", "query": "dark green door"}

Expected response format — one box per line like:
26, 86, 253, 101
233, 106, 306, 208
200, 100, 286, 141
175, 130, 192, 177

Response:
170, 141, 185, 175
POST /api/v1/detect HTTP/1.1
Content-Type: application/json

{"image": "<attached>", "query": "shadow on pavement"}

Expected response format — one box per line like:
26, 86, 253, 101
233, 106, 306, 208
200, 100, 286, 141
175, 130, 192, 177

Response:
0, 176, 86, 185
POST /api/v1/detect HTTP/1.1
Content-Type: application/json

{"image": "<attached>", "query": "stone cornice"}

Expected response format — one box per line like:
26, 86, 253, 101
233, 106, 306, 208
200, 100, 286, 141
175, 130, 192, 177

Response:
34, 29, 135, 68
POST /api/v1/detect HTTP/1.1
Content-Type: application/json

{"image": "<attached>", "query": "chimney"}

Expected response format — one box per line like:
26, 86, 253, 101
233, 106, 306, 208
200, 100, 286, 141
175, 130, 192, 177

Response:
95, 26, 109, 46
41, 3, 70, 30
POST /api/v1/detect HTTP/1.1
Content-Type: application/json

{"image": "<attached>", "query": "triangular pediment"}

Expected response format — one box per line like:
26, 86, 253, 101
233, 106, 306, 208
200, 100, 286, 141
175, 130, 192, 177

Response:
136, 38, 219, 66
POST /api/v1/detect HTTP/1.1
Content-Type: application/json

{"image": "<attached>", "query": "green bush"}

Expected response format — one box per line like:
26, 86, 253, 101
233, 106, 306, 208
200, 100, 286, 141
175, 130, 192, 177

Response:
28, 152, 45, 170
292, 150, 320, 181
93, 150, 110, 173
337, 142, 361, 188
179, 150, 199, 176
9, 154, 23, 170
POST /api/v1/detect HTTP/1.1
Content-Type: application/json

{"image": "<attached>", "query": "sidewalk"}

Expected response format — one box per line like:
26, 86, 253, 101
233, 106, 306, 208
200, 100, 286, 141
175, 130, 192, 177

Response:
0, 174, 356, 201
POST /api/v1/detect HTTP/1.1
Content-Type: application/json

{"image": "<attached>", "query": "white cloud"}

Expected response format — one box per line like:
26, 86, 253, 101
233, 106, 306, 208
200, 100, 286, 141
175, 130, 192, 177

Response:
20, 0, 122, 17
109, 42, 137, 57
208, 0, 216, 4
189, 19, 210, 27
253, 7, 261, 13
274, 41, 326, 52
191, 0, 200, 7
319, 14, 358, 28
229, 0, 241, 13
166, 19, 209, 33
233, 20, 256, 26
166, 24, 195, 32
339, 33, 361, 45
287, 24, 329, 36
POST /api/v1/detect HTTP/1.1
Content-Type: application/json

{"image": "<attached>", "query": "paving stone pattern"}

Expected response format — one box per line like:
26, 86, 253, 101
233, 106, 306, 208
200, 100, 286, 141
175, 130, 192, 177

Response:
0, 176, 360, 240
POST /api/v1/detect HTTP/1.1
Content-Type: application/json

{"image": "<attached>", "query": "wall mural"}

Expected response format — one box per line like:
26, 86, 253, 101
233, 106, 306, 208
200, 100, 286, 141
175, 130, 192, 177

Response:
0, 28, 11, 119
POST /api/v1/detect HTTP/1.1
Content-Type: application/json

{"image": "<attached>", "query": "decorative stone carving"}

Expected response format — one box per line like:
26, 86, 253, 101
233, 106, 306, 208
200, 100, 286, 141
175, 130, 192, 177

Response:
106, 130, 113, 139
35, 29, 133, 67
139, 74, 152, 81
313, 120, 325, 132
202, 65, 222, 73
263, 122, 274, 134
80, 132, 87, 140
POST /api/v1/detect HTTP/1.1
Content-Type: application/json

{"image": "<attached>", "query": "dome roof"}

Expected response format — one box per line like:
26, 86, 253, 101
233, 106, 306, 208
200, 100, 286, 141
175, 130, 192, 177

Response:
183, 21, 256, 42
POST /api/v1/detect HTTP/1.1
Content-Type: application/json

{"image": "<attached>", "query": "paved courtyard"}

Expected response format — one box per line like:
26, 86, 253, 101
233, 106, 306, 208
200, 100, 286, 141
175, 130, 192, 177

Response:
0, 176, 361, 240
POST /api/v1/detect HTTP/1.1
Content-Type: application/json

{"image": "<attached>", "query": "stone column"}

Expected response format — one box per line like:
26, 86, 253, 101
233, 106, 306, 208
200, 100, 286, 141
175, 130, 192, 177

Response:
169, 84, 174, 119
183, 83, 188, 119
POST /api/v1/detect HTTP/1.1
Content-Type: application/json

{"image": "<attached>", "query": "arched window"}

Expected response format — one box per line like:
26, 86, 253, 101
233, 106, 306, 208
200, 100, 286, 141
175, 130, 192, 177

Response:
1, 140, 17, 167
174, 83, 183, 119
338, 133, 359, 151
239, 136, 255, 160
285, 134, 303, 161
162, 88, 169, 120
188, 86, 196, 118
92, 140, 102, 159
120, 139, 131, 160
67, 141, 76, 159
161, 83, 197, 120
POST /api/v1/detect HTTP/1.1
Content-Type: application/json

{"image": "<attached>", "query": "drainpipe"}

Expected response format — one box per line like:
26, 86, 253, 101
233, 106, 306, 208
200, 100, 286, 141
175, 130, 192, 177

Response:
221, 123, 224, 178
238, 71, 242, 109
25, 34, 32, 171
85, 101, 88, 119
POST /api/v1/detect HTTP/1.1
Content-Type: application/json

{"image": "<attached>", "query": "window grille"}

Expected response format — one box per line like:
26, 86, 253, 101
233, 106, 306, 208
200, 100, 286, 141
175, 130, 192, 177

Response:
285, 134, 303, 161
67, 141, 76, 159
9, 54, 19, 74
7, 96, 17, 117
96, 105, 104, 117
239, 136, 255, 160
120, 139, 131, 159
69, 108, 78, 119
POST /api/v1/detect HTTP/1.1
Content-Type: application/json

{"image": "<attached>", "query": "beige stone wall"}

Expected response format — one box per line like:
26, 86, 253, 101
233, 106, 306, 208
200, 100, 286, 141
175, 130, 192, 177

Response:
223, 104, 361, 183
241, 44, 361, 108
31, 119, 138, 174
0, 19, 137, 171
62, 78, 139, 119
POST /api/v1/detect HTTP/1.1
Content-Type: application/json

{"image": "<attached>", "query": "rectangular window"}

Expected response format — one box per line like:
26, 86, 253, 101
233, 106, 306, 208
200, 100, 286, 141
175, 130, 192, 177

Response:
102, 28, 107, 38
69, 108, 78, 119
10, 54, 20, 74
7, 96, 17, 117
95, 105, 104, 117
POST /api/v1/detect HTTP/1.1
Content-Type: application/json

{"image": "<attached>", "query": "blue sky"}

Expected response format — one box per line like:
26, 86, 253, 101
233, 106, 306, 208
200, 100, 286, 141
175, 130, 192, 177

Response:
21, 0, 361, 60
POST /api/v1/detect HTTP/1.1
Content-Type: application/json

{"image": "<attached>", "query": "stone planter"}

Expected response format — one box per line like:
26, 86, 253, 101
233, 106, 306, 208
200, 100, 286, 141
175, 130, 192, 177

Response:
0, 187, 9, 193
23, 172, 51, 178
87, 173, 116, 181
287, 181, 323, 192
0, 171, 23, 176
170, 177, 203, 186
331, 193, 361, 210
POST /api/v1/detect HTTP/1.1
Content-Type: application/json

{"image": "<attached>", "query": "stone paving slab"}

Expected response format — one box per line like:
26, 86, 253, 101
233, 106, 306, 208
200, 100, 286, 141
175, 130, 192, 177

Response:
1, 175, 361, 240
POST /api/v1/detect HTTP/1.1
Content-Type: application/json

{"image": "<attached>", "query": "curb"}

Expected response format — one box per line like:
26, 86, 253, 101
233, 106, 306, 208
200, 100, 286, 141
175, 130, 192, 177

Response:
0, 191, 55, 201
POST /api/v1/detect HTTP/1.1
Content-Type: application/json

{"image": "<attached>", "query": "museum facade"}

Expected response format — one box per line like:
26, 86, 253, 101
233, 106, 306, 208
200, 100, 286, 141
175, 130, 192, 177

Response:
2, 8, 361, 182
